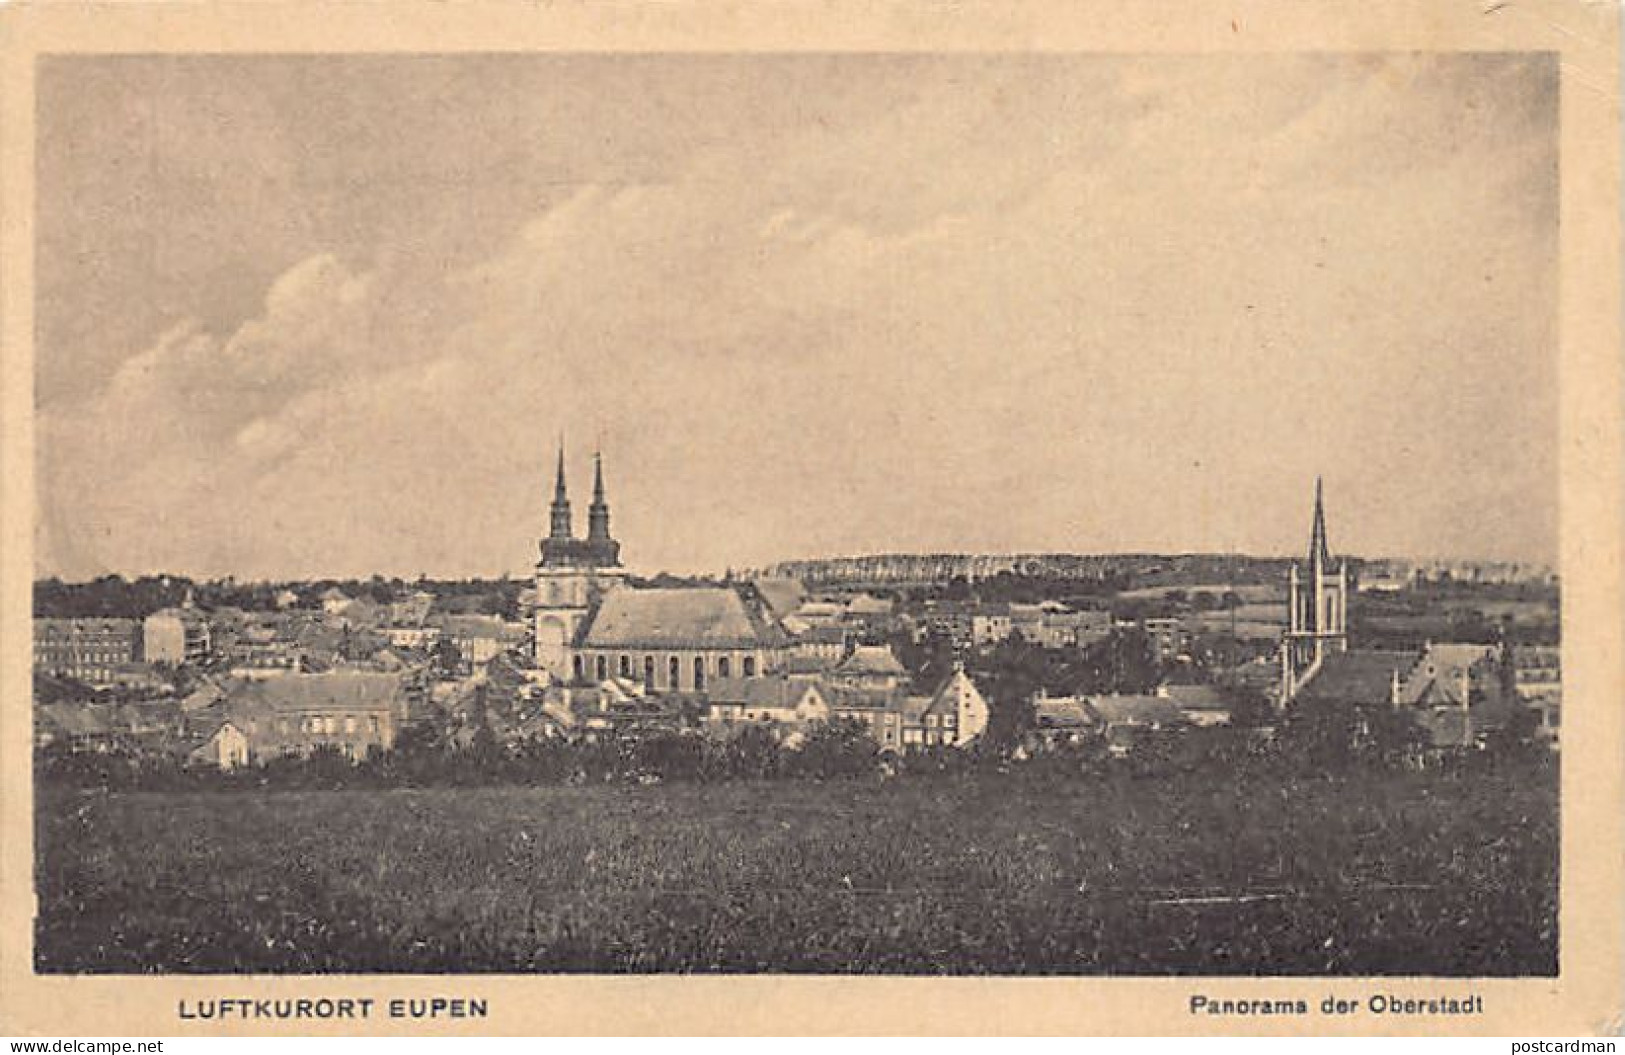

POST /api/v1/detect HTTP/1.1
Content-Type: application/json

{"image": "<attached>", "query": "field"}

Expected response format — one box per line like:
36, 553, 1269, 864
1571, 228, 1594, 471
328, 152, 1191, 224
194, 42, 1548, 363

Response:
35, 767, 1557, 975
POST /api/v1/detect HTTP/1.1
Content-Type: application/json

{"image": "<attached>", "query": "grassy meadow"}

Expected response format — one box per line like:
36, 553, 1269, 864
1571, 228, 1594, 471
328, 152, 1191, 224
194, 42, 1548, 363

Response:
35, 767, 1557, 975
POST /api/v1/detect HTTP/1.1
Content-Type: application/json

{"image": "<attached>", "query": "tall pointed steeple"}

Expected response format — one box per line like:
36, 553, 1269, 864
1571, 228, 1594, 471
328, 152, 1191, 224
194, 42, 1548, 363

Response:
1308, 475, 1331, 571
588, 449, 613, 543
549, 442, 573, 541
1280, 475, 1349, 708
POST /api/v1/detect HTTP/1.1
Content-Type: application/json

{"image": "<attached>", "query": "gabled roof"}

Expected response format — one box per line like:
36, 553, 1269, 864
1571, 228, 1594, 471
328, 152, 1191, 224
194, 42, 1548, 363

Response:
1399, 644, 1497, 707
752, 577, 807, 621
822, 682, 899, 712
580, 588, 787, 649
921, 668, 985, 716
706, 676, 824, 709
37, 702, 112, 739
899, 695, 935, 720
844, 593, 893, 616
226, 670, 408, 716
835, 645, 906, 677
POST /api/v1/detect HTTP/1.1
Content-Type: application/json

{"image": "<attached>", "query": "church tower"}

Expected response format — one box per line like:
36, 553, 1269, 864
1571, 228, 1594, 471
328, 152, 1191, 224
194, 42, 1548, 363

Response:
532, 443, 626, 679
585, 451, 620, 565
1280, 477, 1349, 706
548, 447, 573, 543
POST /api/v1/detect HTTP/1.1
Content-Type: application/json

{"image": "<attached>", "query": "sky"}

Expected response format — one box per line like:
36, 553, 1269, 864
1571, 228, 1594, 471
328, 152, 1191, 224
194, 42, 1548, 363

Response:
34, 53, 1559, 580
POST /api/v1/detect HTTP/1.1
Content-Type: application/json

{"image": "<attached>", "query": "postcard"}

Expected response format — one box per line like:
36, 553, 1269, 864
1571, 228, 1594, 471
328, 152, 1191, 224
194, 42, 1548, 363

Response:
1, 0, 1619, 1037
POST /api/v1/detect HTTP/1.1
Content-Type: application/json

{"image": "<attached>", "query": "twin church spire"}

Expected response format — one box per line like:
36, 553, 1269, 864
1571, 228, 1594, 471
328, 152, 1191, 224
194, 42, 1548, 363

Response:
542, 443, 621, 568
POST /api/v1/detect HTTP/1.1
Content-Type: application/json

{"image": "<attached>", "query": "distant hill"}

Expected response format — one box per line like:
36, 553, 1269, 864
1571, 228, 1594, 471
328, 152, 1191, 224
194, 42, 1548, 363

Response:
750, 553, 1314, 588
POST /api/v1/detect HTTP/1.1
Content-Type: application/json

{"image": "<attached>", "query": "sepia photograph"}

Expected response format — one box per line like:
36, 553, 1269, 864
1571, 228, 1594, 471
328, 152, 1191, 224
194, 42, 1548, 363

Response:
3, 2, 1621, 1036
26, 48, 1565, 979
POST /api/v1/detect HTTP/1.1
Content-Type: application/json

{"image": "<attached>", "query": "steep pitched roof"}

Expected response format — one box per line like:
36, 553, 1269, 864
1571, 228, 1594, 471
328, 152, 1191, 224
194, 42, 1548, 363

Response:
899, 694, 935, 720
227, 670, 408, 716
845, 593, 894, 616
706, 676, 823, 709
822, 682, 899, 712
37, 702, 112, 739
922, 668, 986, 716
1295, 650, 1417, 707
752, 577, 807, 621
835, 644, 907, 677
580, 588, 786, 649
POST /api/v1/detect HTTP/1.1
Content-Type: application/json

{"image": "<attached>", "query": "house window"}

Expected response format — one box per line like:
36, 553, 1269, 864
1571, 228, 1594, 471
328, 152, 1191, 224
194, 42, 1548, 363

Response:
345, 716, 357, 734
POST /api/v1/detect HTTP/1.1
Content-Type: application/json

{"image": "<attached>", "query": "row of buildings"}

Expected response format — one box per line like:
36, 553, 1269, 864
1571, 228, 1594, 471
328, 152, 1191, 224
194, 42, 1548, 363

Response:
35, 454, 1560, 768
34, 604, 211, 685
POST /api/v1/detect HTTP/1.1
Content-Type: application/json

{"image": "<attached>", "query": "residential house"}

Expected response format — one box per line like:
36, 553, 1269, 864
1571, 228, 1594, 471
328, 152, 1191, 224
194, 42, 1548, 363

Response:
194, 670, 415, 765
915, 602, 975, 647
1513, 645, 1561, 749
787, 624, 848, 665
1140, 617, 1186, 664
704, 675, 832, 727
971, 605, 1013, 647
142, 607, 212, 666
439, 614, 525, 672
829, 644, 908, 694
190, 721, 250, 769
319, 588, 355, 615
897, 667, 990, 748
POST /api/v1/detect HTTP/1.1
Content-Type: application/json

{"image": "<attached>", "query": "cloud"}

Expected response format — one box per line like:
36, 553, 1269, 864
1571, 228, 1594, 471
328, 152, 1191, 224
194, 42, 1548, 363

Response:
36, 54, 1559, 579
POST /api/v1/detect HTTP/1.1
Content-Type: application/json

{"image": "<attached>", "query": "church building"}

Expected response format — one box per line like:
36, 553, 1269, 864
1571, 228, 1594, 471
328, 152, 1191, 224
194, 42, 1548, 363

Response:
529, 447, 787, 690
1279, 478, 1349, 706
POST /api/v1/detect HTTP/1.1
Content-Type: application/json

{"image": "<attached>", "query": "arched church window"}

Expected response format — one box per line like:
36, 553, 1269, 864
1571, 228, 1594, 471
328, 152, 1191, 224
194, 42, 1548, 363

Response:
596, 655, 608, 681
644, 656, 655, 687
620, 655, 631, 678
743, 656, 757, 677
669, 655, 681, 689
572, 655, 584, 682
694, 656, 706, 692
718, 656, 731, 679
